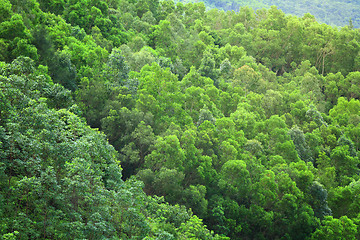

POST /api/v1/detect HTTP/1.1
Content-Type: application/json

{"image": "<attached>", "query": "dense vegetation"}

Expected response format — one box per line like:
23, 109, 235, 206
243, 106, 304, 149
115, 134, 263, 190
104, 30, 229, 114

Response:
1, 0, 360, 239
177, 0, 360, 28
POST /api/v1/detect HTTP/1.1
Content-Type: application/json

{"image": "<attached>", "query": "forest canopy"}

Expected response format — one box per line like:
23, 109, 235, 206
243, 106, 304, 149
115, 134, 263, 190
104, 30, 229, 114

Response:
1, 0, 360, 239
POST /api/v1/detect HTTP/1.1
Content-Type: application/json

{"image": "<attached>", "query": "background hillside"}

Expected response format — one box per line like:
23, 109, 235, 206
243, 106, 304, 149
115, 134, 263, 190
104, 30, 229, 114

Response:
176, 0, 360, 28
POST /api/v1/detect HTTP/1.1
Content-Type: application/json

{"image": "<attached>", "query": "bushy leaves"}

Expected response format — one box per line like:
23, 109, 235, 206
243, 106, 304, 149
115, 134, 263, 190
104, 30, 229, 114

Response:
3, 0, 360, 239
0, 57, 219, 239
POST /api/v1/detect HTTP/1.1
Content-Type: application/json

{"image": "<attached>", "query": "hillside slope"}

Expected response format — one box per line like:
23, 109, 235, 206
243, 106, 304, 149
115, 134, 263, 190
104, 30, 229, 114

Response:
177, 0, 360, 27
2, 0, 360, 239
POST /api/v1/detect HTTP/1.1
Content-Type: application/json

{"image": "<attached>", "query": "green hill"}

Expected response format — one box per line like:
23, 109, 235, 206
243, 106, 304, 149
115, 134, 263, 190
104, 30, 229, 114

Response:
177, 0, 360, 27
2, 0, 360, 239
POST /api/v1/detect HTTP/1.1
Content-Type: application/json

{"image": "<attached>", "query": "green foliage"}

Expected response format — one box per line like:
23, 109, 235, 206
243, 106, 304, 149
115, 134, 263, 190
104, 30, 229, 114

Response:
3, 0, 360, 239
0, 56, 221, 239
311, 216, 357, 239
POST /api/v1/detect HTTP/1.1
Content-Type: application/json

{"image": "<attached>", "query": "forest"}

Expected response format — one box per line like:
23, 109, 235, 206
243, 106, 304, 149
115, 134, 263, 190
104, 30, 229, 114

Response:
1, 0, 360, 239
176, 0, 360, 28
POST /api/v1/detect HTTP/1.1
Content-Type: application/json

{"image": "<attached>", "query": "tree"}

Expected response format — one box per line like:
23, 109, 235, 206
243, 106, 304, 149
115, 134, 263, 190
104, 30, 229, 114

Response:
198, 49, 219, 82
182, 185, 208, 218
341, 71, 360, 99
101, 107, 153, 153
232, 65, 261, 96
330, 145, 359, 185
308, 181, 332, 219
262, 90, 284, 117
48, 51, 77, 91
311, 216, 357, 240
251, 170, 278, 209
121, 121, 156, 178
0, 13, 38, 61
144, 135, 185, 171
0, 0, 12, 23
324, 72, 342, 106
316, 152, 337, 189
218, 160, 251, 203
152, 168, 185, 204
107, 48, 130, 81
197, 105, 216, 127
149, 20, 176, 58
289, 126, 314, 163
